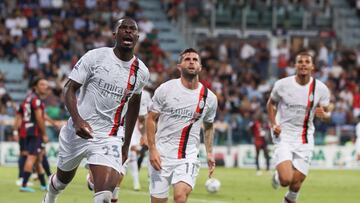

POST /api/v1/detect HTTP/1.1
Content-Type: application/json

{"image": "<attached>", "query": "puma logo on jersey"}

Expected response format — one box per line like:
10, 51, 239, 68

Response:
173, 97, 180, 102
95, 65, 110, 74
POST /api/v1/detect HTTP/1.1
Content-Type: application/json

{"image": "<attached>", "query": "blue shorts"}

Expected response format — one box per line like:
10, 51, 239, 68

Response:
25, 136, 43, 155
19, 137, 26, 152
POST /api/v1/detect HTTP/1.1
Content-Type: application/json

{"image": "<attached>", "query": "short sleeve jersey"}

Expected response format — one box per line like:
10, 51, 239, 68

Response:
149, 79, 218, 162
270, 76, 330, 146
68, 47, 149, 138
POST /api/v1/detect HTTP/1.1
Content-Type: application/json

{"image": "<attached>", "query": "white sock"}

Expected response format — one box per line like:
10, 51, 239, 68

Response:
129, 152, 140, 189
43, 174, 67, 203
285, 190, 299, 202
112, 187, 119, 202
94, 191, 112, 203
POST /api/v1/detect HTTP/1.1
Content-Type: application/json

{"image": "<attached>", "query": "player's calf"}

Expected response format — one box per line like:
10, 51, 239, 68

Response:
279, 176, 292, 187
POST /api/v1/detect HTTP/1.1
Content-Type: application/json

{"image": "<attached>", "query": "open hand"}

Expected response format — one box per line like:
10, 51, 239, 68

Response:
149, 148, 162, 171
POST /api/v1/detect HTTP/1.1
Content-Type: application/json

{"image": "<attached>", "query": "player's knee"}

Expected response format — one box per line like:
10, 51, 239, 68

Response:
174, 193, 188, 203
94, 190, 112, 203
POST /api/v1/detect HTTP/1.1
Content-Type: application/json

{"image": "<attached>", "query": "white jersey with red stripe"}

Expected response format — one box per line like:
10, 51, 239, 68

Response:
66, 47, 149, 138
270, 76, 330, 148
150, 79, 218, 163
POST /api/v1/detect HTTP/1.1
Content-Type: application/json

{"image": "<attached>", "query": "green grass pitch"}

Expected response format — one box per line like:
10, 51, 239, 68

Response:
0, 167, 359, 203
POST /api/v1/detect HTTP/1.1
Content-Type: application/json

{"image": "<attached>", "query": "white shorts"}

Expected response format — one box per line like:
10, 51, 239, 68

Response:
272, 143, 313, 176
356, 137, 360, 156
148, 160, 200, 199
57, 125, 124, 174
130, 131, 141, 147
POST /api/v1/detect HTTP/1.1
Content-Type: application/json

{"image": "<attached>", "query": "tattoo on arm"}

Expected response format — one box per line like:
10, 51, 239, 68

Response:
203, 122, 214, 155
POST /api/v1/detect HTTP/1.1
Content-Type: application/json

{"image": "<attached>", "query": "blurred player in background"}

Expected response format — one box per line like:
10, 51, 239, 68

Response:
14, 77, 49, 192
42, 17, 149, 203
147, 48, 218, 203
13, 78, 61, 187
249, 111, 270, 175
267, 52, 332, 203
13, 110, 34, 187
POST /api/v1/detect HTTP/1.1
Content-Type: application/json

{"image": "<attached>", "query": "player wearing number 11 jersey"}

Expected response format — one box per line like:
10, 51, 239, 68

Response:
147, 48, 218, 203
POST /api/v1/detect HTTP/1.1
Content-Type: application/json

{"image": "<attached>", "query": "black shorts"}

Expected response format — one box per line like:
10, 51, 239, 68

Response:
25, 136, 43, 155
19, 137, 26, 152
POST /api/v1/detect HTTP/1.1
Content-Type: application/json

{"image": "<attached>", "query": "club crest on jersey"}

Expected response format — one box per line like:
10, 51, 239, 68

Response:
309, 93, 314, 102
129, 75, 136, 85
199, 99, 205, 109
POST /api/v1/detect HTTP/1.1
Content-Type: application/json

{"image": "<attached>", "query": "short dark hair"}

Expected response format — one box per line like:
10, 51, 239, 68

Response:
296, 52, 314, 63
178, 48, 200, 63
113, 17, 137, 33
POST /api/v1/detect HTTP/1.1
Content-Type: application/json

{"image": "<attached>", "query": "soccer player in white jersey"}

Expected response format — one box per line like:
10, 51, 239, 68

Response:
42, 17, 149, 203
267, 52, 332, 203
147, 48, 218, 203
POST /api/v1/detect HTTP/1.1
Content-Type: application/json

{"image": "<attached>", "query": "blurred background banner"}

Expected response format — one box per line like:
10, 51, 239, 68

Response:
2, 142, 357, 170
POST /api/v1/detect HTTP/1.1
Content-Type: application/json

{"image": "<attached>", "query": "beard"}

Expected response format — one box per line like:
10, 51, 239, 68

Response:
181, 69, 199, 80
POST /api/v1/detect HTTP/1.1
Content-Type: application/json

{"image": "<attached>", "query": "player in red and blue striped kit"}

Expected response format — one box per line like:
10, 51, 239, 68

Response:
16, 77, 49, 192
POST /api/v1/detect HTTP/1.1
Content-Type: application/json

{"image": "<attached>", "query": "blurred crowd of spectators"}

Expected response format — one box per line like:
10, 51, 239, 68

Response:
0, 0, 168, 140
0, 0, 359, 146
196, 37, 360, 145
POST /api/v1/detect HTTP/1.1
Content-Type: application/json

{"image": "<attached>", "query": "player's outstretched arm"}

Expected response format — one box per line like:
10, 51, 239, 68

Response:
266, 97, 281, 137
122, 93, 142, 163
146, 111, 161, 170
204, 121, 215, 178
64, 79, 93, 139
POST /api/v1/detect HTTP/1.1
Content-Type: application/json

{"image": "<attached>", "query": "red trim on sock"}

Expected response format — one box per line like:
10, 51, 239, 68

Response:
284, 197, 296, 203
50, 175, 58, 192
